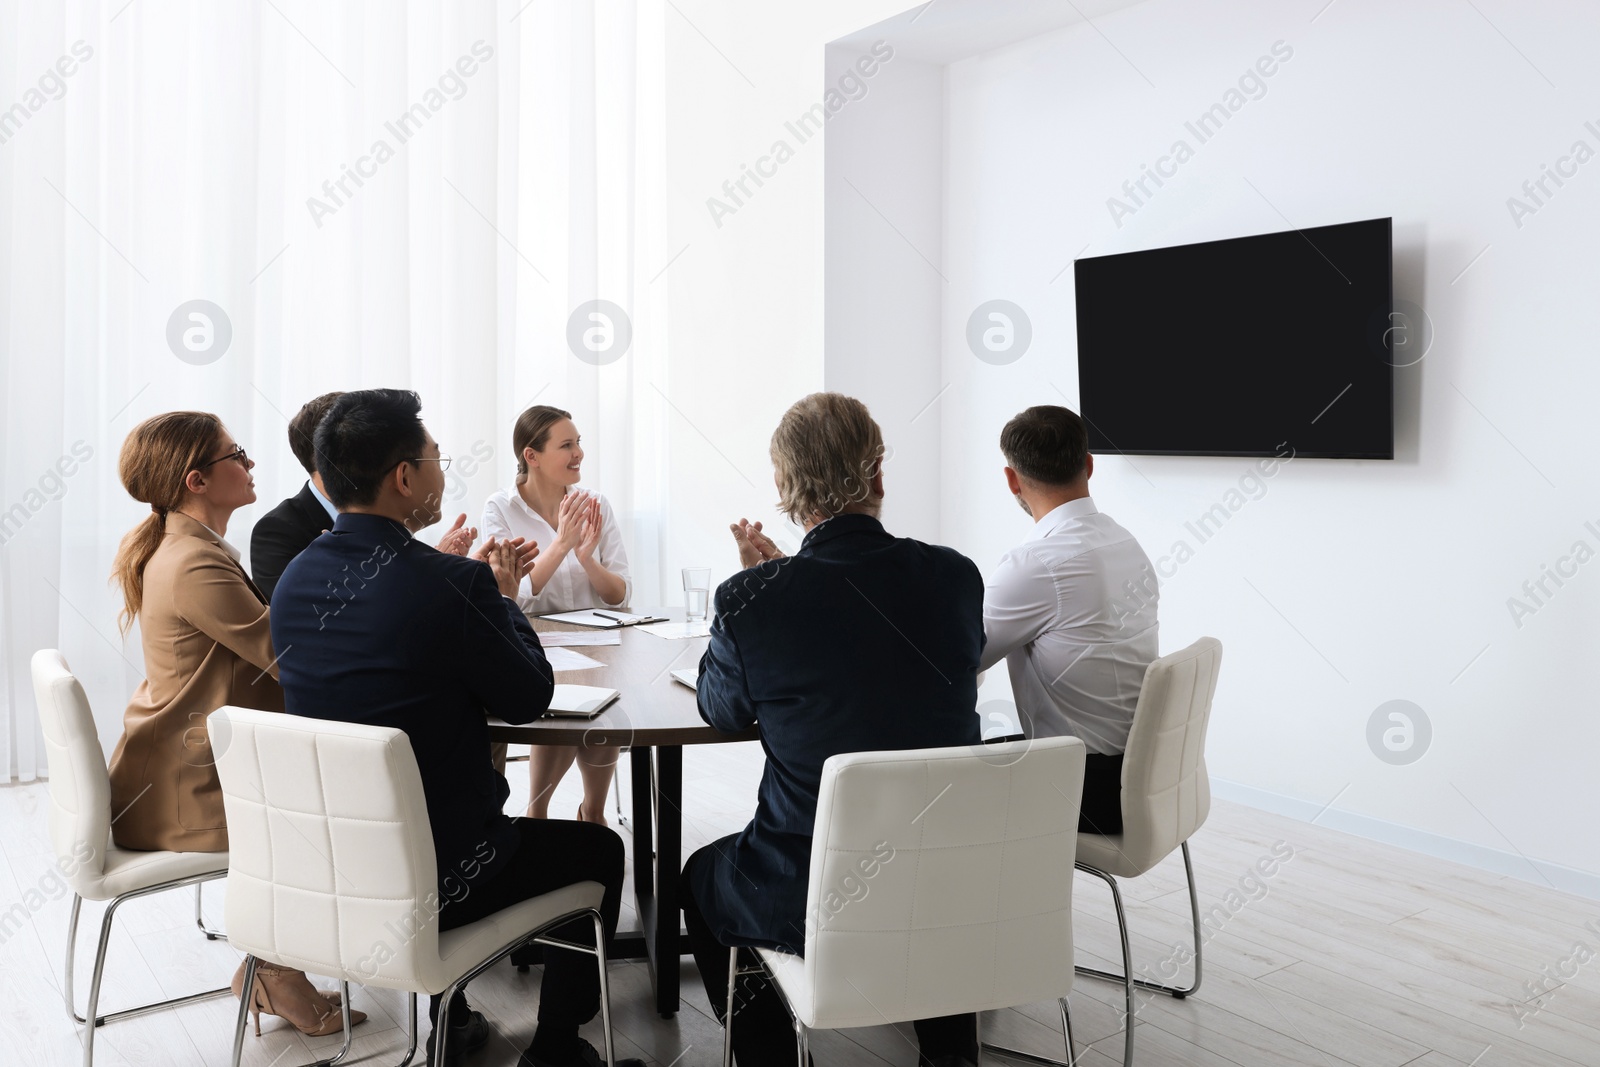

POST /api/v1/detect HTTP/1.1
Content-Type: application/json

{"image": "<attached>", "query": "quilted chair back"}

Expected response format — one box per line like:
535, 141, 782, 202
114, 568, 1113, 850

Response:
31, 649, 111, 897
1114, 637, 1223, 877
792, 736, 1086, 1028
211, 706, 444, 991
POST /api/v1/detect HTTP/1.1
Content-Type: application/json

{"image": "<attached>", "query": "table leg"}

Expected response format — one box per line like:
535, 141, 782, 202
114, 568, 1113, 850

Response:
630, 747, 655, 899
653, 746, 682, 1017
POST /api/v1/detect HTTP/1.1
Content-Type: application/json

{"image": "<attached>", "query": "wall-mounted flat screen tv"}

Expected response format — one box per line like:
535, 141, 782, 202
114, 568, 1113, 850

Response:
1075, 216, 1393, 459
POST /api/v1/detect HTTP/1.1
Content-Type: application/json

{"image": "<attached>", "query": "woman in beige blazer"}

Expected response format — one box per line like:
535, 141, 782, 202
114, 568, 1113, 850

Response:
108, 411, 365, 1038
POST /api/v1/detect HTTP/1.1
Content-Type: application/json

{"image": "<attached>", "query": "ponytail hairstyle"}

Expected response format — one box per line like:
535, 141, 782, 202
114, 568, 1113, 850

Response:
512, 405, 574, 484
112, 412, 223, 633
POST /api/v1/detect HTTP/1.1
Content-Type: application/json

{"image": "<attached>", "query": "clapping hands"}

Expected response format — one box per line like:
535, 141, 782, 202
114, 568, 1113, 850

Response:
573, 496, 603, 564
436, 513, 478, 556
550, 490, 605, 564
474, 535, 540, 599
730, 518, 785, 571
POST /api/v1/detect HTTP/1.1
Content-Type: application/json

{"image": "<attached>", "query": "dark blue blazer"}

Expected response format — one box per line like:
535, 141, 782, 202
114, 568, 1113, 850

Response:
695, 513, 984, 952
270, 513, 554, 894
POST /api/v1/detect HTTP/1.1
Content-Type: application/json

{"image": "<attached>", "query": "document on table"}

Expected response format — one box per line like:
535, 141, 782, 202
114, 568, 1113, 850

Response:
637, 619, 713, 640
540, 609, 668, 628
537, 630, 622, 647
543, 647, 605, 672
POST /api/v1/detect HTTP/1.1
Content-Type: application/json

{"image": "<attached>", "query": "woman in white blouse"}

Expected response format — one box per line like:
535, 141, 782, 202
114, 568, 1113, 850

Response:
483, 405, 631, 824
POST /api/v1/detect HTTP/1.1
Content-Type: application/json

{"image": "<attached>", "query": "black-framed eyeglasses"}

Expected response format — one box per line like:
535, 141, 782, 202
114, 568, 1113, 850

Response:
197, 445, 249, 470
402, 454, 452, 473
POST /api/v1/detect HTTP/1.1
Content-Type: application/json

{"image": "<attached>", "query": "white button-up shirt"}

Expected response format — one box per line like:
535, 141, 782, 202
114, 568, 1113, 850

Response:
481, 485, 632, 616
307, 479, 338, 522
980, 496, 1158, 754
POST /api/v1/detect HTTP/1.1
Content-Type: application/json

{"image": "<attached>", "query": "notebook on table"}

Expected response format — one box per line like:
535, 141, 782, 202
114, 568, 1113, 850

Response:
669, 668, 698, 691
544, 684, 622, 718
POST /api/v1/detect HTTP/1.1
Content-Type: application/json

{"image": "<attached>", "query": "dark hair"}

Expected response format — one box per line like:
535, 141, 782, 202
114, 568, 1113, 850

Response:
314, 389, 427, 508
513, 404, 574, 483
1000, 405, 1089, 487
287, 391, 345, 476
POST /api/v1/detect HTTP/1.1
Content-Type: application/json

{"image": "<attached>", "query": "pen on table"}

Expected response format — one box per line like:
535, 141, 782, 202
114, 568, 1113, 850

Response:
594, 610, 629, 623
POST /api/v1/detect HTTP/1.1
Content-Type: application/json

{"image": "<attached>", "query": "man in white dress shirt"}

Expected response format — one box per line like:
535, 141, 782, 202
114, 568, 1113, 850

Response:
980, 405, 1159, 834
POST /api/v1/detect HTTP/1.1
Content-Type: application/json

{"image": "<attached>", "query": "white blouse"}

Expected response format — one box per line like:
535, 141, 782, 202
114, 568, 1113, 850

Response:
481, 485, 632, 616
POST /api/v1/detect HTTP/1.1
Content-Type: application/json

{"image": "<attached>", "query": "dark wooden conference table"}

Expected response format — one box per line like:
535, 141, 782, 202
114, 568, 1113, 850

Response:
487, 614, 757, 1017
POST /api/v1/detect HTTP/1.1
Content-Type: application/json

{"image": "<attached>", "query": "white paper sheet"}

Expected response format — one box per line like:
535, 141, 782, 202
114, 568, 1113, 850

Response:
543, 647, 605, 671
537, 630, 623, 647
636, 619, 713, 640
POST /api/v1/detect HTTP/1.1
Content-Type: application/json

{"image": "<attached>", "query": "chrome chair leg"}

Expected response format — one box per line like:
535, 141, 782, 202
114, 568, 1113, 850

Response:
400, 992, 420, 1067
526, 907, 620, 1066
592, 912, 617, 1067
230, 963, 375, 1067
230, 954, 259, 1067
1060, 996, 1078, 1067
723, 947, 739, 1067
434, 973, 463, 1067
195, 881, 225, 940
1071, 863, 1136, 1065
978, 992, 1083, 1067
305, 981, 357, 1067
64, 893, 83, 1023
1074, 842, 1203, 999
69, 874, 233, 1067
723, 948, 786, 1067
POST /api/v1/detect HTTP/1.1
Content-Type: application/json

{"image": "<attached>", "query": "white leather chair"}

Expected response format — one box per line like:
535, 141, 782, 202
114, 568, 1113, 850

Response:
210, 705, 622, 1067
724, 736, 1087, 1067
1068, 636, 1223, 1066
30, 649, 234, 1067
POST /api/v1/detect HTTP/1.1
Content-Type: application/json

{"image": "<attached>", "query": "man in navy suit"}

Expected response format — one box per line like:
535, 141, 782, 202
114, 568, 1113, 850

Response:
250, 391, 342, 599
272, 389, 642, 1067
684, 393, 986, 1067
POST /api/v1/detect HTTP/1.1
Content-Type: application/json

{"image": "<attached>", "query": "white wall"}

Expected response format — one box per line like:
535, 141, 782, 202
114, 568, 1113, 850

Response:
929, 0, 1600, 889
823, 43, 946, 541
660, 0, 922, 566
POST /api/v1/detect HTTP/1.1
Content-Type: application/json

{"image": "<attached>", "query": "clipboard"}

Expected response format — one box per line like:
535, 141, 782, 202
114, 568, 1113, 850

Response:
539, 609, 669, 629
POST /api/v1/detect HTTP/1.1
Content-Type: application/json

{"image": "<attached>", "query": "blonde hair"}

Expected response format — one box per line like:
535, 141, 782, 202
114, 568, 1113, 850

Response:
111, 412, 223, 633
769, 393, 885, 525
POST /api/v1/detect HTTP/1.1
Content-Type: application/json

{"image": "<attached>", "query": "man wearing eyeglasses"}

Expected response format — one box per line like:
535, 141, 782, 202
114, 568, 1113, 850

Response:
270, 389, 642, 1067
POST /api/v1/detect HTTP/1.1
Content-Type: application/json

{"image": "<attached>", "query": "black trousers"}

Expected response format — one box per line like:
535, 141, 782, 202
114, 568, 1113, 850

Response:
682, 842, 978, 1067
433, 818, 626, 1036
1080, 752, 1124, 835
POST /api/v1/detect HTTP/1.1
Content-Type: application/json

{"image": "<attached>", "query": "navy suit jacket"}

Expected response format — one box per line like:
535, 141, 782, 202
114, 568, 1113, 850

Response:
695, 513, 984, 953
251, 483, 330, 600
270, 513, 554, 893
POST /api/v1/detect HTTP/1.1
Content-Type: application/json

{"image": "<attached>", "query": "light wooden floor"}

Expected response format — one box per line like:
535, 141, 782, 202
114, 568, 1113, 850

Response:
3, 740, 1598, 1067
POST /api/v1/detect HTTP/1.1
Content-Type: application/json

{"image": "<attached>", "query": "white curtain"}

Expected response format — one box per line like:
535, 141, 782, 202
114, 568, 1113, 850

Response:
0, 0, 668, 781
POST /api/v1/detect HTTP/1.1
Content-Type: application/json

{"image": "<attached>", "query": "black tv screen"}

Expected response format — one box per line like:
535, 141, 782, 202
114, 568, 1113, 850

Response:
1074, 217, 1393, 459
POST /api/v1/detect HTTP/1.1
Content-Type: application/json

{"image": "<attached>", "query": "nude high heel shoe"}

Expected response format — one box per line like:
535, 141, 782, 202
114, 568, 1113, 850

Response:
231, 961, 367, 1036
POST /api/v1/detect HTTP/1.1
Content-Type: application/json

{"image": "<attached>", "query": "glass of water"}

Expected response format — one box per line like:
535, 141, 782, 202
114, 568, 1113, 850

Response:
682, 567, 711, 622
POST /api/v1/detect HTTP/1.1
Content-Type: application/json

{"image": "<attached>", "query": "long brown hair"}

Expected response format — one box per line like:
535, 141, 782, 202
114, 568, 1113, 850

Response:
513, 404, 573, 483
112, 412, 223, 633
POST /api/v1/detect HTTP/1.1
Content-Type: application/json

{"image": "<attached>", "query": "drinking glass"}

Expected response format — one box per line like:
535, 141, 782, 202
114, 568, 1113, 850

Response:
682, 567, 711, 622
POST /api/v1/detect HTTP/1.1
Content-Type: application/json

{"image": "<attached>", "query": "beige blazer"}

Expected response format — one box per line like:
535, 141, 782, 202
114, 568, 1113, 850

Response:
108, 513, 284, 852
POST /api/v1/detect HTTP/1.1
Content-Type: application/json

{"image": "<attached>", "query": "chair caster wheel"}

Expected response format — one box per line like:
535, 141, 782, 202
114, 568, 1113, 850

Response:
659, 1012, 674, 1020
1172, 992, 1188, 999
516, 965, 530, 973
203, 933, 220, 941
